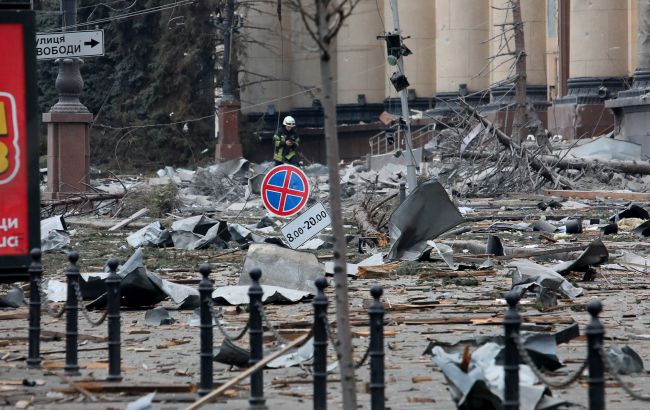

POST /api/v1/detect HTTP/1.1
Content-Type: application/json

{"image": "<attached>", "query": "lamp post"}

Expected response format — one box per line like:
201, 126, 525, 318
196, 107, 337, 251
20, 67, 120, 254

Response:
43, 0, 93, 199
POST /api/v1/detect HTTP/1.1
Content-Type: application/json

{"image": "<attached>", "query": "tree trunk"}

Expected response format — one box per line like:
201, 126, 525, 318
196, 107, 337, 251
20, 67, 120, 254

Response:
316, 1, 357, 408
512, 0, 527, 142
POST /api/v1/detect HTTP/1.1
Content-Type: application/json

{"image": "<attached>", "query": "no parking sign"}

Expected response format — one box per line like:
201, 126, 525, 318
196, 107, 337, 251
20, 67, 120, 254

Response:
261, 164, 309, 217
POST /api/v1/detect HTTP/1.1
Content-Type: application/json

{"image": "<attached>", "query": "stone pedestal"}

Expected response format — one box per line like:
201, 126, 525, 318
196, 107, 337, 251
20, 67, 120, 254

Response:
548, 77, 625, 139
215, 101, 243, 160
43, 112, 92, 200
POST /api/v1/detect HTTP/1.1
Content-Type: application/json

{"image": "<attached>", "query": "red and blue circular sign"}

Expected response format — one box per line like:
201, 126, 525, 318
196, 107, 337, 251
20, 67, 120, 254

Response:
261, 164, 310, 217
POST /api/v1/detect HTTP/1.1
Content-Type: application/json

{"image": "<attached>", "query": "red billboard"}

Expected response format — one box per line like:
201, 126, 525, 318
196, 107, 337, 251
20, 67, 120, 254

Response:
0, 10, 40, 279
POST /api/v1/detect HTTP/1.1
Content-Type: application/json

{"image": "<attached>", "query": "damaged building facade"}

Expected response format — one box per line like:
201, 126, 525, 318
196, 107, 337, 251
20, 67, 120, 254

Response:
239, 0, 649, 160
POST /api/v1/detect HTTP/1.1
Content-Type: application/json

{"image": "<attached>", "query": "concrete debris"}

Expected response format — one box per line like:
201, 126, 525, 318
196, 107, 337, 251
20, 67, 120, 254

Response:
239, 244, 323, 293
0, 286, 25, 308
564, 135, 644, 162
607, 342, 645, 374
387, 179, 464, 260
125, 392, 156, 410
144, 307, 175, 326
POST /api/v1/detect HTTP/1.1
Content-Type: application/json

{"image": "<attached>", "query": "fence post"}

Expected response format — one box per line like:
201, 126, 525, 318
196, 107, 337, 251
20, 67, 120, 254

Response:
248, 268, 268, 410
399, 182, 406, 204
198, 263, 213, 396
587, 300, 605, 410
369, 285, 385, 410
106, 258, 122, 382
27, 248, 42, 368
313, 277, 329, 410
503, 291, 521, 410
64, 251, 81, 376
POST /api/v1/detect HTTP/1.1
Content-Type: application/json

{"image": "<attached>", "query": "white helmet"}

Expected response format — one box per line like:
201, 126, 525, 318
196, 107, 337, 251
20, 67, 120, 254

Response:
283, 116, 296, 127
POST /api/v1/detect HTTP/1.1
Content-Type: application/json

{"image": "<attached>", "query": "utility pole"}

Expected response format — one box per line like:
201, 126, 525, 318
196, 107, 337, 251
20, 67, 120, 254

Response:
215, 0, 243, 161
388, 0, 417, 193
221, 0, 235, 101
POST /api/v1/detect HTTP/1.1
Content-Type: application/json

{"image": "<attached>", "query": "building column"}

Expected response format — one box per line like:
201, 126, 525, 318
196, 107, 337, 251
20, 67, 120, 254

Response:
431, 0, 489, 116
383, 0, 435, 113
483, 0, 548, 132
549, 0, 629, 139
335, 0, 386, 124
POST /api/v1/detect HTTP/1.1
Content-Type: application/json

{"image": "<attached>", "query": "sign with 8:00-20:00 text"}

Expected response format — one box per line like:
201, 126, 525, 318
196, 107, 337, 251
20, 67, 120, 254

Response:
0, 9, 41, 281
280, 202, 332, 249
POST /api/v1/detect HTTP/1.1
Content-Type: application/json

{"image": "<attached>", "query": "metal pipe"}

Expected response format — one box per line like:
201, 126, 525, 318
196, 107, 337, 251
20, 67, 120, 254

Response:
503, 291, 521, 410
198, 264, 214, 395
64, 251, 80, 376
27, 248, 42, 368
106, 257, 122, 381
312, 277, 329, 410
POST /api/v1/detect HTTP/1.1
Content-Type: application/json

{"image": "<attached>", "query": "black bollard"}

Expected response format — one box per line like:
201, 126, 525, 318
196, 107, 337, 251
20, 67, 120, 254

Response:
503, 291, 521, 410
64, 251, 81, 376
369, 285, 385, 410
399, 182, 406, 204
198, 263, 213, 395
587, 300, 605, 410
248, 268, 268, 410
106, 258, 122, 382
313, 277, 329, 410
27, 248, 42, 368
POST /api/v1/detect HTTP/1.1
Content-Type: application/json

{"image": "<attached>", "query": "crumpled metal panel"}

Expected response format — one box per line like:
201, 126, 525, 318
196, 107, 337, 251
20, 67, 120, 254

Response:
212, 285, 311, 305
509, 259, 583, 299
127, 221, 172, 248
552, 239, 608, 275
387, 179, 464, 260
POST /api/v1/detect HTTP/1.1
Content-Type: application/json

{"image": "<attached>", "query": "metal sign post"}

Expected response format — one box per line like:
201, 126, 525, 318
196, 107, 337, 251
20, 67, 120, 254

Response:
0, 7, 41, 282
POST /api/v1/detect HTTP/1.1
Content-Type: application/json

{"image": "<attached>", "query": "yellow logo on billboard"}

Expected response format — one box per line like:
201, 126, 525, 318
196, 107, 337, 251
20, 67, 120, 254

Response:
0, 92, 20, 184
0, 101, 9, 174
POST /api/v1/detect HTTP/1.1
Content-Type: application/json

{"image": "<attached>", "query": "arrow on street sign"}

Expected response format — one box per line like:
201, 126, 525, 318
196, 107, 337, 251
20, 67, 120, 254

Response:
84, 38, 99, 48
36, 30, 104, 60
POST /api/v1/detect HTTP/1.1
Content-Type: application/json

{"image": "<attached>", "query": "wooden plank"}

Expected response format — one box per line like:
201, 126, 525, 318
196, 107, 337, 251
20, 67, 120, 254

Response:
108, 207, 149, 231
55, 381, 198, 394
545, 190, 650, 201
185, 333, 310, 410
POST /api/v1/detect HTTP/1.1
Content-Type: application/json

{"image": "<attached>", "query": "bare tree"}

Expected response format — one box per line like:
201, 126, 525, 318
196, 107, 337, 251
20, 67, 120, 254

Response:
284, 0, 361, 408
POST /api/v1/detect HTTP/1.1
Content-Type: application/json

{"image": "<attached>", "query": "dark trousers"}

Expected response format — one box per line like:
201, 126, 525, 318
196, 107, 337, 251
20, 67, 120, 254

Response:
274, 156, 299, 166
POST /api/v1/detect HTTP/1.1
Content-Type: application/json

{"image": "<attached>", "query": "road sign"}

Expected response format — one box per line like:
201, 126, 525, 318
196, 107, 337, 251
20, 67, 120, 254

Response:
261, 164, 309, 217
281, 202, 332, 249
0, 10, 41, 281
36, 29, 104, 60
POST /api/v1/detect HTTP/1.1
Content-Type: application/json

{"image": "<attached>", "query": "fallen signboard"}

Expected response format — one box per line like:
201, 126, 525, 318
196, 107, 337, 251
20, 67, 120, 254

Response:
281, 202, 331, 249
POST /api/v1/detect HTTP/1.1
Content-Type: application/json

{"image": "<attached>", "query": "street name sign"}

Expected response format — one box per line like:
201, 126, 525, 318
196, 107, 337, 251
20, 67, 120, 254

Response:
281, 202, 332, 249
0, 10, 41, 281
36, 29, 104, 60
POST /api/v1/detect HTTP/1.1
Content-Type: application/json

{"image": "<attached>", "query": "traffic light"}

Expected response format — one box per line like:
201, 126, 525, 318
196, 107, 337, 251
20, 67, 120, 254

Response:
390, 72, 409, 92
378, 32, 412, 66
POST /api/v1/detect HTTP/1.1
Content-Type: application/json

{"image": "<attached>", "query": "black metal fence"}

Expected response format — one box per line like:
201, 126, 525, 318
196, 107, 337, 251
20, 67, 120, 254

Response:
23, 247, 650, 409
24, 248, 387, 409
504, 291, 650, 410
